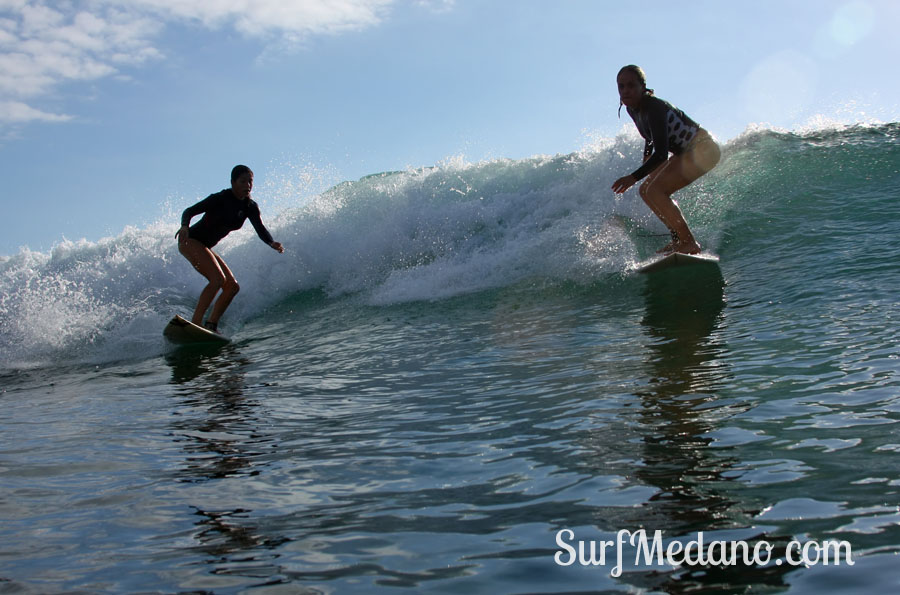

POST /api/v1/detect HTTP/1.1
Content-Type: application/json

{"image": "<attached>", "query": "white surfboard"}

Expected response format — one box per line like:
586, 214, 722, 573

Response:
163, 314, 230, 344
636, 251, 720, 274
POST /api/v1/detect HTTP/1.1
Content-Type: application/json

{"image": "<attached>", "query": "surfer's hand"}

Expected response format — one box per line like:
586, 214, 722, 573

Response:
271, 241, 284, 254
612, 175, 636, 194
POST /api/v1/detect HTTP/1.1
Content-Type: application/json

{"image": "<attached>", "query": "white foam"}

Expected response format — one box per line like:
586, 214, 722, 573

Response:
0, 137, 701, 367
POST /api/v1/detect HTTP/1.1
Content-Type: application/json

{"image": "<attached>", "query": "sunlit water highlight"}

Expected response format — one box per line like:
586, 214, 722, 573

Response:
1, 123, 899, 593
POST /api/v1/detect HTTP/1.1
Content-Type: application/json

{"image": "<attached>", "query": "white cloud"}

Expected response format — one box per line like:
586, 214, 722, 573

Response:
0, 1, 163, 124
414, 0, 455, 13
0, 99, 71, 122
124, 0, 394, 39
0, 0, 399, 128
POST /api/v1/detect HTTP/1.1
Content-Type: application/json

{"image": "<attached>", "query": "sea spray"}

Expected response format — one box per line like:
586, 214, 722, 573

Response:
6, 123, 896, 369
0, 135, 734, 367
2, 121, 899, 595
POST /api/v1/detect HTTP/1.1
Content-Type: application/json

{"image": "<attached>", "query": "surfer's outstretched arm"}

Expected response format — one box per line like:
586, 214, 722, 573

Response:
247, 206, 284, 253
612, 174, 636, 194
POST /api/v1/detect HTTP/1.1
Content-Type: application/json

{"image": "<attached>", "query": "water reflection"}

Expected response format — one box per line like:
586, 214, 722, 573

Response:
165, 344, 267, 483
638, 266, 730, 517
624, 267, 792, 591
165, 343, 236, 385
189, 506, 286, 581
163, 344, 287, 582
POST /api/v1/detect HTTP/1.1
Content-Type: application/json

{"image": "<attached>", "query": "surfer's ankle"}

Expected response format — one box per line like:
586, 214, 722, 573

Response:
204, 320, 219, 333
657, 240, 676, 254
674, 240, 701, 255
657, 230, 679, 254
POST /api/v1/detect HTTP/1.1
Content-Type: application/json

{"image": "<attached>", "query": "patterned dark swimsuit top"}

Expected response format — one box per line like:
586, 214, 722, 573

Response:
626, 94, 700, 181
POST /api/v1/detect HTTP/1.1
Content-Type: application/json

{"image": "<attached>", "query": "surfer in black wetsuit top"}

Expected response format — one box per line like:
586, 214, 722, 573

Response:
176, 165, 284, 333
610, 65, 721, 255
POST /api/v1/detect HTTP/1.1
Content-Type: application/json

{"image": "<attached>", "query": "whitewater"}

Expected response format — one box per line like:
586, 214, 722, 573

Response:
0, 128, 731, 367
1, 122, 899, 593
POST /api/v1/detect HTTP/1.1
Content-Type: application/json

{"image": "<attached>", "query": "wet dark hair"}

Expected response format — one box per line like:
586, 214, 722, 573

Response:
617, 64, 654, 117
231, 164, 253, 183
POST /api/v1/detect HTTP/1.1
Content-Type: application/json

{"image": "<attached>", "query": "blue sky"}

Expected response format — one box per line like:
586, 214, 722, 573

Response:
2, 0, 898, 256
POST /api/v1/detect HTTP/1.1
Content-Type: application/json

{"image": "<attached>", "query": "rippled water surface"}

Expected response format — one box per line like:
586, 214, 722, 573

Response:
4, 268, 899, 593
2, 125, 899, 592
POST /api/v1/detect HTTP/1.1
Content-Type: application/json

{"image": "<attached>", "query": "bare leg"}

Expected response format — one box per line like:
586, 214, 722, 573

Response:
178, 237, 226, 325
638, 166, 675, 227
639, 164, 686, 251
640, 162, 699, 253
207, 252, 239, 326
639, 133, 721, 254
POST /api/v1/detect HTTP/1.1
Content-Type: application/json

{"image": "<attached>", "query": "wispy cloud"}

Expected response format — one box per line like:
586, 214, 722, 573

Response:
0, 99, 71, 123
127, 0, 393, 39
0, 0, 397, 128
413, 0, 456, 13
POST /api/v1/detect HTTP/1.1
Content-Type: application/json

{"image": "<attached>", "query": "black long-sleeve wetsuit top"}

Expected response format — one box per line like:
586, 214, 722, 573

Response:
626, 94, 701, 181
181, 189, 274, 249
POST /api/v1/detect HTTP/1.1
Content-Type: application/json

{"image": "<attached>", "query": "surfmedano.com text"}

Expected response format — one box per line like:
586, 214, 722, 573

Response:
554, 529, 854, 577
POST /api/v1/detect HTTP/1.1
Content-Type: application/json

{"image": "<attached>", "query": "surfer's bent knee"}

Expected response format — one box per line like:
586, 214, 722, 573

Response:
206, 271, 227, 290
639, 162, 677, 199
223, 278, 240, 295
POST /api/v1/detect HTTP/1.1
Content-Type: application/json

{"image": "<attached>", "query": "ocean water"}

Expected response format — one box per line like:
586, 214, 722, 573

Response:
1, 123, 899, 593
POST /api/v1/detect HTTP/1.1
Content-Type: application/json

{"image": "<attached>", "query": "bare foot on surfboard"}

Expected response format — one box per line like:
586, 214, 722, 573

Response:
657, 230, 680, 254
657, 239, 677, 254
